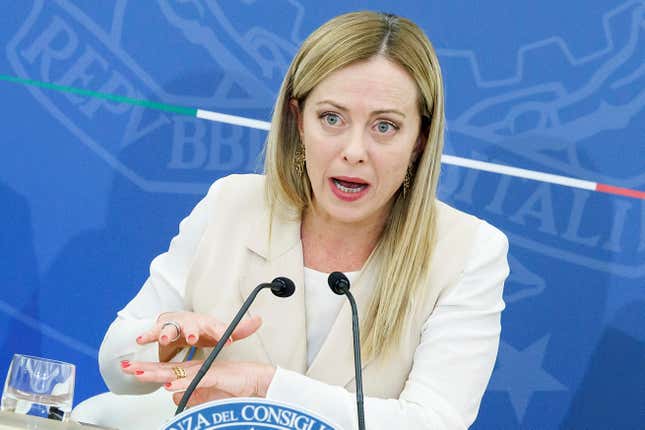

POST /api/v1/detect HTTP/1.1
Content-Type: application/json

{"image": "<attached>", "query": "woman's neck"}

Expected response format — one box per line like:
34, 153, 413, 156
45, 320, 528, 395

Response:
300, 206, 387, 273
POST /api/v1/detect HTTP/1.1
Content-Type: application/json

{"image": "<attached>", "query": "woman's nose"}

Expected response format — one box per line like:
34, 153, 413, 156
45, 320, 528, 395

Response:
342, 129, 368, 164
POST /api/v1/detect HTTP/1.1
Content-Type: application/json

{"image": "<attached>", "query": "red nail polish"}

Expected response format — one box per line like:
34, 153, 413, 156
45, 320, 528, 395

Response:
135, 370, 144, 375
164, 382, 172, 388
136, 336, 143, 343
161, 335, 168, 342
120, 360, 130, 368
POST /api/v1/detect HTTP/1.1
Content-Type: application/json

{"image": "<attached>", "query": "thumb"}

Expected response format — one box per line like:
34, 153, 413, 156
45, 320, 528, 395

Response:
231, 315, 263, 341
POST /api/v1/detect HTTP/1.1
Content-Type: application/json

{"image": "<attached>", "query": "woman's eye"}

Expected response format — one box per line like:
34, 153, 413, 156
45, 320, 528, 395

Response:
323, 113, 341, 126
376, 121, 397, 134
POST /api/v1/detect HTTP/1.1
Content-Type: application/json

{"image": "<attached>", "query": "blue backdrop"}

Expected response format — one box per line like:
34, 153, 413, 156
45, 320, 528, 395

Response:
1, 1, 643, 428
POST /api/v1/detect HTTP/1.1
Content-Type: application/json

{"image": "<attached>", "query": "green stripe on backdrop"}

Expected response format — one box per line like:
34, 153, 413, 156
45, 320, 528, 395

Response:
0, 74, 197, 117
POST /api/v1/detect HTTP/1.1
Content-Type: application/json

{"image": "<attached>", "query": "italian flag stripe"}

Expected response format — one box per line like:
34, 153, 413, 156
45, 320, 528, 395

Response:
2, 74, 643, 200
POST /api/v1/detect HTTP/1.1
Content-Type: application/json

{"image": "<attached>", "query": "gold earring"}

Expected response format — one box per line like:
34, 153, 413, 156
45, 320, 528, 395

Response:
295, 144, 306, 176
403, 165, 413, 198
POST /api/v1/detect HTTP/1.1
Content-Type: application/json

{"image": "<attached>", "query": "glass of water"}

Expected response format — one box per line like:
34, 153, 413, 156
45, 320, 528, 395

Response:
1, 354, 75, 421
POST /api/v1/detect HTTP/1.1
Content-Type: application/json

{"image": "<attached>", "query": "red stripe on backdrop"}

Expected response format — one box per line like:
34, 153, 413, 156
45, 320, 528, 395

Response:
596, 184, 645, 199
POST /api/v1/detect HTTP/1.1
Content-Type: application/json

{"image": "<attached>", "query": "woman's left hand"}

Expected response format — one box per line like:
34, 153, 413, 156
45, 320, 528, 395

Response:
122, 360, 276, 407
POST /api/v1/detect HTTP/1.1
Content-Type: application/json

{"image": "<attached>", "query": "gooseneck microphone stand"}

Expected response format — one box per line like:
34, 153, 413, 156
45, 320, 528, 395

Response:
327, 271, 366, 430
175, 277, 295, 414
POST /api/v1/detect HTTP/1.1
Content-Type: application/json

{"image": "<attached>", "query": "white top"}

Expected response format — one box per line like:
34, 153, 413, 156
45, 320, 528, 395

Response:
303, 268, 359, 367
99, 196, 508, 430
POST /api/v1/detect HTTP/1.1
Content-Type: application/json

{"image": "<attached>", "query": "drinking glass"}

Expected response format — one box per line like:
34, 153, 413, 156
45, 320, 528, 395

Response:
1, 354, 75, 421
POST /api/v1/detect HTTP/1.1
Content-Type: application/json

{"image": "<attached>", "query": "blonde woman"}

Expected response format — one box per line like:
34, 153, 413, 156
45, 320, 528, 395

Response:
99, 11, 509, 429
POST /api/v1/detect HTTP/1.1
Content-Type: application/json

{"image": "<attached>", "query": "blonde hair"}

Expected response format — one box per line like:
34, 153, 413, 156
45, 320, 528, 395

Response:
264, 11, 445, 358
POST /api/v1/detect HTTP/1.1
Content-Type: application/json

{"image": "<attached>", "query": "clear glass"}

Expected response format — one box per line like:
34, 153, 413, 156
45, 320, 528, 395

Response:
1, 354, 75, 421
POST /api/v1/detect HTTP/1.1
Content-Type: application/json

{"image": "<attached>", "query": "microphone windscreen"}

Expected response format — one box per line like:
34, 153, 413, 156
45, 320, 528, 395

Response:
270, 277, 296, 297
328, 271, 350, 295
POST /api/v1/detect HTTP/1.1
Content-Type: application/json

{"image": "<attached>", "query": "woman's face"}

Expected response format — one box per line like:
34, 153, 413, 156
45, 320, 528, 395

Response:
295, 56, 422, 227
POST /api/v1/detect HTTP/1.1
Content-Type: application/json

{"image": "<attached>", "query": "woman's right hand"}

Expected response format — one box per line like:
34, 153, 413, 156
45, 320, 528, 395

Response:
134, 312, 263, 361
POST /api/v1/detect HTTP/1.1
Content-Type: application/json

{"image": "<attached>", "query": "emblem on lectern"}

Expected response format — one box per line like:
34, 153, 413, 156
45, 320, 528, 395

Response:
162, 398, 339, 430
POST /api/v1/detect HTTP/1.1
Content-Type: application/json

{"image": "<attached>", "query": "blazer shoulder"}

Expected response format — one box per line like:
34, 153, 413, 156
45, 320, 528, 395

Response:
434, 200, 508, 250
203, 174, 268, 217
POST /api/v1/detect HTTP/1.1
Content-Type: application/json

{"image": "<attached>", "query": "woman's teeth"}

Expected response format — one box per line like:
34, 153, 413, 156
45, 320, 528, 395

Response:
333, 178, 367, 193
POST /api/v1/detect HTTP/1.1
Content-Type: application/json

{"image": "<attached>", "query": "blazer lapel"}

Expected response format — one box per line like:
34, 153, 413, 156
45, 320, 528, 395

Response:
305, 263, 378, 388
239, 205, 307, 374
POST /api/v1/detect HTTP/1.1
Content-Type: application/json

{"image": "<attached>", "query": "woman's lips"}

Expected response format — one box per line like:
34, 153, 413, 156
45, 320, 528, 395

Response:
334, 176, 369, 185
329, 177, 370, 201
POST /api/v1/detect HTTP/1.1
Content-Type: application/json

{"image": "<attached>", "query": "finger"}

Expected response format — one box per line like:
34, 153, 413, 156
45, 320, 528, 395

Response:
157, 365, 202, 390
180, 319, 201, 346
159, 361, 233, 392
124, 360, 202, 377
200, 319, 230, 345
231, 315, 263, 341
136, 327, 161, 345
158, 322, 182, 346
122, 360, 170, 375
131, 360, 206, 384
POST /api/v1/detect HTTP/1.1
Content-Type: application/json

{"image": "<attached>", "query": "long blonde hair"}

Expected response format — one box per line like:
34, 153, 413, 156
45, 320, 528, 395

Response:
264, 11, 445, 358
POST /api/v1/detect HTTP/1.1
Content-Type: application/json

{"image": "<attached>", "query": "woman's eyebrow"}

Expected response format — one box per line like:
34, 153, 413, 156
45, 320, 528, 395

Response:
315, 100, 348, 112
315, 100, 406, 118
372, 109, 406, 118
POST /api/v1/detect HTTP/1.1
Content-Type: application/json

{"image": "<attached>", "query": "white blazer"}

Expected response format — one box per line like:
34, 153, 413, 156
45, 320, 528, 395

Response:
99, 174, 509, 429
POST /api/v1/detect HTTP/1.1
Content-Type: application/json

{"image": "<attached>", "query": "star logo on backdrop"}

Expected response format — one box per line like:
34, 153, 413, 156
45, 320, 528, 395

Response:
488, 336, 567, 422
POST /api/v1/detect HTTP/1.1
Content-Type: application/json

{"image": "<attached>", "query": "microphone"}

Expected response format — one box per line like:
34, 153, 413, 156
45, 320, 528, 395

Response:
327, 272, 365, 430
175, 277, 295, 414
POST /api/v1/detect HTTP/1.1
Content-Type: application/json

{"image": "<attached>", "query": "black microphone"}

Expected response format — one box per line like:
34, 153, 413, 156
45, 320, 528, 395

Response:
175, 277, 295, 414
328, 271, 365, 430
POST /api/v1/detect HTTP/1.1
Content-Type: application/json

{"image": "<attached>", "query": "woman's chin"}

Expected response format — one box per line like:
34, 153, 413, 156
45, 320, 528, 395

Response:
316, 200, 380, 226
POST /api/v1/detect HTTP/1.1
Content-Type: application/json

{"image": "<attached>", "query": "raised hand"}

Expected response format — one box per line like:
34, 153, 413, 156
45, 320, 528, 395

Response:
132, 312, 262, 362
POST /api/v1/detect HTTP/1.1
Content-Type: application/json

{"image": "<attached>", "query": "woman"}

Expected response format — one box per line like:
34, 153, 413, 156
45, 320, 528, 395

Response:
99, 11, 509, 429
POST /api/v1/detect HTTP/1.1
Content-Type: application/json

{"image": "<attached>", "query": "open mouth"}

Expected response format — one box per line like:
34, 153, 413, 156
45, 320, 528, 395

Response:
332, 178, 368, 193
328, 177, 371, 202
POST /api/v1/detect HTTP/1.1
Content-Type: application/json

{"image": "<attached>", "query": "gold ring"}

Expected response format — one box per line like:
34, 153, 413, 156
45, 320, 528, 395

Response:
172, 366, 187, 380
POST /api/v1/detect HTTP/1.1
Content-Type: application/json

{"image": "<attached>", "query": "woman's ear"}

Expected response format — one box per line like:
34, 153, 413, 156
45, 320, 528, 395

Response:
412, 115, 431, 162
289, 99, 304, 138
412, 119, 429, 162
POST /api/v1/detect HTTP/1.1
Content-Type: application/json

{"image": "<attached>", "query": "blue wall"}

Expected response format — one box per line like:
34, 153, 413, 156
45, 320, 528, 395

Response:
1, 1, 643, 428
